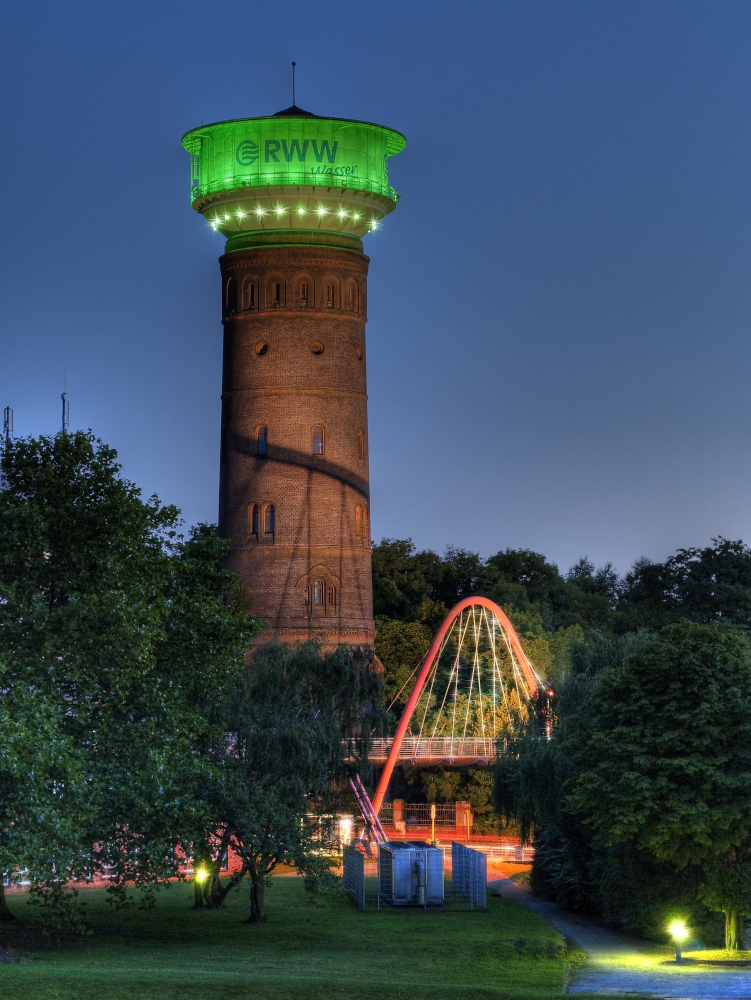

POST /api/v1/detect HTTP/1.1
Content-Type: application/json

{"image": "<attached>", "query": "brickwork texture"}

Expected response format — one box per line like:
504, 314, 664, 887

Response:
218, 242, 375, 647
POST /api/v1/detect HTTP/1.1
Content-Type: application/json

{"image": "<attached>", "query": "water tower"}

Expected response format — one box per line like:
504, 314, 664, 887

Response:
182, 103, 405, 646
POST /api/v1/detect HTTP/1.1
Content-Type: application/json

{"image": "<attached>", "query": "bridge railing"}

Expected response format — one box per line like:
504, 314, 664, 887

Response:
369, 737, 506, 761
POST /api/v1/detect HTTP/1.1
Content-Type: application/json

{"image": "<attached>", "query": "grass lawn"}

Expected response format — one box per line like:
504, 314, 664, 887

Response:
0, 876, 570, 1000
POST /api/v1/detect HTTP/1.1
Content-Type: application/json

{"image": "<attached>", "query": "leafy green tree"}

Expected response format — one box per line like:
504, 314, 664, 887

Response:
618, 539, 751, 632
371, 539, 444, 619
433, 546, 483, 608
476, 549, 570, 628
564, 558, 621, 632
0, 431, 254, 917
201, 641, 383, 923
567, 621, 751, 949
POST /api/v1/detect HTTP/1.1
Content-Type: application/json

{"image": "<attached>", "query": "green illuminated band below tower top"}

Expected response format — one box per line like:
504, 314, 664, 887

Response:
182, 105, 406, 250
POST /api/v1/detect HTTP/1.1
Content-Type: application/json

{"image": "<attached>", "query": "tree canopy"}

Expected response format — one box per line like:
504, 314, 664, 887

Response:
566, 621, 751, 948
199, 641, 383, 922
0, 431, 254, 917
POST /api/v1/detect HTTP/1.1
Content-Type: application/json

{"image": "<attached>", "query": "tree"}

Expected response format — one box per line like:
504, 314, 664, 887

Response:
0, 431, 254, 915
566, 621, 751, 949
201, 641, 383, 923
371, 539, 444, 619
617, 539, 751, 632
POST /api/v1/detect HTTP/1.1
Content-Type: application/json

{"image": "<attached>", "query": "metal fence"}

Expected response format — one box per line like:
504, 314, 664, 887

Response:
451, 843, 487, 910
481, 843, 535, 864
378, 802, 456, 827
343, 849, 366, 911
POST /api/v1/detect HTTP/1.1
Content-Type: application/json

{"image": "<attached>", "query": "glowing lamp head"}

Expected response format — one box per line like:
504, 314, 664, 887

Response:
195, 868, 208, 883
339, 816, 353, 844
669, 920, 688, 942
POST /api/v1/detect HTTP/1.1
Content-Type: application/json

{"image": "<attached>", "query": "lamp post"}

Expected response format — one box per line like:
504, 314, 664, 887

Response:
430, 804, 436, 846
669, 920, 688, 963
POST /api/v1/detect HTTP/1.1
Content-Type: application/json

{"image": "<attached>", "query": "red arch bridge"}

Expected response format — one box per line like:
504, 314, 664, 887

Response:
350, 597, 553, 842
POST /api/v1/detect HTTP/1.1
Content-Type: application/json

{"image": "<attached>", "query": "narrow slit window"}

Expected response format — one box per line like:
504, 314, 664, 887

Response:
257, 426, 267, 456
328, 584, 336, 608
355, 505, 362, 538
226, 278, 237, 314
349, 284, 356, 310
248, 504, 259, 537
326, 283, 333, 307
357, 428, 364, 461
249, 283, 256, 309
273, 282, 281, 305
314, 579, 323, 606
300, 281, 308, 305
312, 425, 324, 456
264, 503, 275, 534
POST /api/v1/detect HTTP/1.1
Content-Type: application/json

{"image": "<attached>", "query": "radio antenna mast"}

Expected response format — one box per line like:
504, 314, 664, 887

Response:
3, 406, 13, 443
292, 61, 297, 106
61, 392, 70, 435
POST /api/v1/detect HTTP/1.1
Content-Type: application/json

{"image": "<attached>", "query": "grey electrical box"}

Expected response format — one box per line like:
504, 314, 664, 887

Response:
378, 841, 444, 907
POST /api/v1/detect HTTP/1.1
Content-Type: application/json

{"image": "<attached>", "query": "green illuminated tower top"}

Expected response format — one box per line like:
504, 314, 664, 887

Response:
182, 105, 406, 251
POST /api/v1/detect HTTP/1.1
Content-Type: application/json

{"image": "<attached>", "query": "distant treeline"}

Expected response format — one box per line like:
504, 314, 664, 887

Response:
373, 536, 751, 635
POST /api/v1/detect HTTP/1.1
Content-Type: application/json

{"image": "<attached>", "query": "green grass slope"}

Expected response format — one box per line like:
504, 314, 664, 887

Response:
0, 877, 568, 1000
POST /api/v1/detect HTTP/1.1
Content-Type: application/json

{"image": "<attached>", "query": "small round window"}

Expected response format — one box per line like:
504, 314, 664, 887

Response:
310, 341, 324, 355
356, 346, 363, 360
255, 342, 269, 356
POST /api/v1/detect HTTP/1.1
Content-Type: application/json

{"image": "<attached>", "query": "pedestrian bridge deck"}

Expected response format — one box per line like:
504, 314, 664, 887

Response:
368, 737, 505, 765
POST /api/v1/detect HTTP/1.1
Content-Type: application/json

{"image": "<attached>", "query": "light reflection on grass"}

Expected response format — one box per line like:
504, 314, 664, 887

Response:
683, 949, 751, 962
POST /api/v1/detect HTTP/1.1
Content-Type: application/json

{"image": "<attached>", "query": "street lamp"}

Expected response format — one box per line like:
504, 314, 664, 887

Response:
668, 920, 688, 963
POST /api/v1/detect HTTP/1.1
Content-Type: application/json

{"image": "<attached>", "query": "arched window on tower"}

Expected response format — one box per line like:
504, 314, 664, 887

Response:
248, 503, 259, 539
312, 425, 324, 456
349, 282, 357, 311
314, 579, 324, 606
355, 505, 362, 538
300, 281, 308, 306
257, 426, 267, 456
273, 282, 281, 306
263, 503, 275, 535
328, 583, 337, 608
326, 283, 333, 307
226, 277, 237, 315
249, 283, 256, 309
357, 428, 364, 461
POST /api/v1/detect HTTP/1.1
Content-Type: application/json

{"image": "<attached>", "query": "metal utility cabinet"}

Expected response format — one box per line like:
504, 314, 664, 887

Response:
378, 842, 444, 907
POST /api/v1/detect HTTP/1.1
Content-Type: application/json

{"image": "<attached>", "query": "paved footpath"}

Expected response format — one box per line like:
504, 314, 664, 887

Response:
491, 872, 751, 998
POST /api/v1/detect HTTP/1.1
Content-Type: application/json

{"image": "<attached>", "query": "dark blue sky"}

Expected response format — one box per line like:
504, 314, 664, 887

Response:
3, 0, 751, 574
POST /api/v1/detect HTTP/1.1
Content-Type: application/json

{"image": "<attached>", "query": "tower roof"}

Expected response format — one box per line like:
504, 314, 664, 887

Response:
272, 104, 319, 118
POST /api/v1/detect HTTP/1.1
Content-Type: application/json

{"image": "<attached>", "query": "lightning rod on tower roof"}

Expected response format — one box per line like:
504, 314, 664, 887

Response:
292, 61, 296, 106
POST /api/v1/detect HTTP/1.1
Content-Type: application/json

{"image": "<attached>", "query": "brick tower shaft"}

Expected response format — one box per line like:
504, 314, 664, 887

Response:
219, 238, 374, 646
